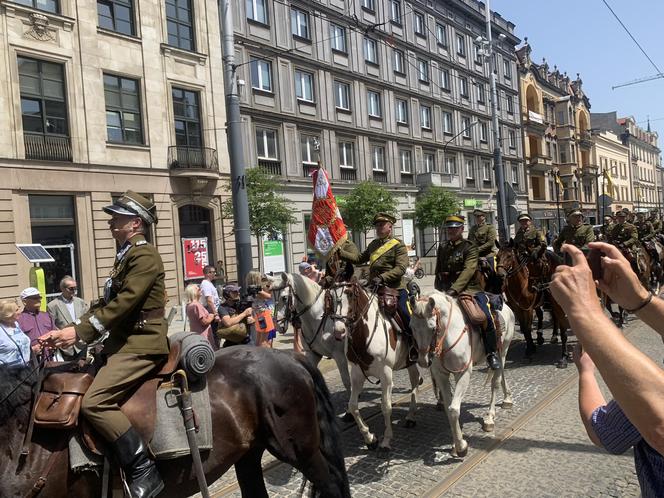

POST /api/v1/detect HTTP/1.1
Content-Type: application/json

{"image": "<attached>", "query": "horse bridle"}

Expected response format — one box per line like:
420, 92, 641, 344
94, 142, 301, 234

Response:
497, 249, 548, 310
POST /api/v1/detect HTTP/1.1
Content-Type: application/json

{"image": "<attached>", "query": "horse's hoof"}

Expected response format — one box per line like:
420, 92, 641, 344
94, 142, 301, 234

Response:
456, 445, 468, 458
536, 334, 544, 346
377, 446, 391, 458
501, 400, 513, 409
340, 412, 355, 423
550, 336, 559, 345
404, 419, 416, 429
482, 421, 495, 432
556, 358, 568, 369
366, 439, 379, 451
436, 401, 445, 412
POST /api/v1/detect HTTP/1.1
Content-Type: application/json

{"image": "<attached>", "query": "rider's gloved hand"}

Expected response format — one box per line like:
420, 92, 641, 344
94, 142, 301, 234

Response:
446, 289, 458, 297
371, 276, 384, 288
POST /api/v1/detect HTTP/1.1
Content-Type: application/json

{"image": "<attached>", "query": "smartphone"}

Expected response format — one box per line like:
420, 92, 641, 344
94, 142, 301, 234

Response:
587, 248, 604, 281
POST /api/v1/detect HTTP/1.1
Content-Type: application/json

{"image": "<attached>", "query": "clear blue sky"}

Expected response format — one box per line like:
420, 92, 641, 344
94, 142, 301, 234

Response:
492, 0, 664, 144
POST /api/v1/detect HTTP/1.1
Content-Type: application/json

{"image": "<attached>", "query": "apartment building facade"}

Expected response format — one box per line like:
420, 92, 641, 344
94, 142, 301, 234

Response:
0, 0, 231, 303
235, 0, 526, 263
516, 40, 596, 234
590, 130, 632, 216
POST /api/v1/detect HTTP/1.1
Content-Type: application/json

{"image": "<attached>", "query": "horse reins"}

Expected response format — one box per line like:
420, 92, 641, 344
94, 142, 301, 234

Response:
421, 303, 473, 374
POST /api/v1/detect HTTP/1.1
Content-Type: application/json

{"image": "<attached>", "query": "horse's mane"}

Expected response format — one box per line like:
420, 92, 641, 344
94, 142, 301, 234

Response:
0, 365, 37, 426
290, 272, 322, 304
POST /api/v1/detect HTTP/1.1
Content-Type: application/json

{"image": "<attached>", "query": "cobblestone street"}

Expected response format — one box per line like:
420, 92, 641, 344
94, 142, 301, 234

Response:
202, 306, 660, 497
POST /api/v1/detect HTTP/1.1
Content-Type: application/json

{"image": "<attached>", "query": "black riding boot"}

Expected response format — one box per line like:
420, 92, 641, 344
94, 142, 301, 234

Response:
111, 428, 164, 498
482, 326, 500, 370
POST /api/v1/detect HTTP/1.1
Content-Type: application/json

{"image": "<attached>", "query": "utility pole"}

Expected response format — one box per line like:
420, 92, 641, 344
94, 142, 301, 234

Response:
484, 0, 509, 243
219, 0, 252, 286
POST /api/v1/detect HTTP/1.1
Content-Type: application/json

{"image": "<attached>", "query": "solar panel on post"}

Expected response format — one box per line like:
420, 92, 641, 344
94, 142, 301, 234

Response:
15, 244, 55, 263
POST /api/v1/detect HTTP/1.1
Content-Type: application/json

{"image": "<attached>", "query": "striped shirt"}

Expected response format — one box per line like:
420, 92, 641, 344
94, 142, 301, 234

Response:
592, 400, 664, 497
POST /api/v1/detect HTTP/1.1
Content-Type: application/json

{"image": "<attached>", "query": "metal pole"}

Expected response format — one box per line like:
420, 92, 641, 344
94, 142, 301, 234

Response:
220, 0, 253, 285
554, 171, 562, 234
601, 169, 605, 220
485, 0, 508, 243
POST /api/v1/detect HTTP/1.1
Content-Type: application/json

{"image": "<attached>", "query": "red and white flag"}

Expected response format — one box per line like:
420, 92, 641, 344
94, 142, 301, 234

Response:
307, 166, 347, 260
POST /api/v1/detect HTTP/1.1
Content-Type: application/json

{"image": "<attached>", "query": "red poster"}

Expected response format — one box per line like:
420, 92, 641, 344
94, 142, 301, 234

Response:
182, 237, 208, 279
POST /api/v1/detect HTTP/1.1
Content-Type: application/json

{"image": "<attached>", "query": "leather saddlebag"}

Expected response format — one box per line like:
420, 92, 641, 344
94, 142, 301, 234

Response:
378, 287, 400, 316
458, 293, 488, 327
34, 371, 94, 429
216, 323, 248, 343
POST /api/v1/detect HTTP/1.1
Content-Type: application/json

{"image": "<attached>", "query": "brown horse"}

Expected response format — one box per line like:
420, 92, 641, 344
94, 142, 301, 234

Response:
0, 347, 350, 498
496, 243, 571, 366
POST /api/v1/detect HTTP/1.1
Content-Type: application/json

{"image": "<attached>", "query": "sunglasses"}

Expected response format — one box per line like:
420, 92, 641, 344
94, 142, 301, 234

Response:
66, 287, 77, 291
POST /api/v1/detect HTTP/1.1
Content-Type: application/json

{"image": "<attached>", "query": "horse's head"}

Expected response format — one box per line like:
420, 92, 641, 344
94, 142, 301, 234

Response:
410, 293, 448, 368
495, 241, 517, 278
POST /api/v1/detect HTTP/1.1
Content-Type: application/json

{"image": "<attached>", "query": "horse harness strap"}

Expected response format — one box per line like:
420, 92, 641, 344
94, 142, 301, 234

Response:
432, 305, 473, 374
26, 446, 67, 498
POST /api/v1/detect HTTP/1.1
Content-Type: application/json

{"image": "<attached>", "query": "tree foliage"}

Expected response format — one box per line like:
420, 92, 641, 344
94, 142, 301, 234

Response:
340, 181, 398, 234
222, 167, 296, 238
414, 186, 460, 230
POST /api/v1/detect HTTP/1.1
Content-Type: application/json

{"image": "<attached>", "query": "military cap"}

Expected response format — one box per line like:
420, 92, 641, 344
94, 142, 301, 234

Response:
636, 211, 646, 216
566, 208, 584, 218
650, 208, 659, 214
472, 208, 488, 216
444, 215, 465, 228
103, 190, 158, 225
373, 212, 396, 224
517, 212, 532, 221
615, 211, 627, 218
621, 208, 630, 214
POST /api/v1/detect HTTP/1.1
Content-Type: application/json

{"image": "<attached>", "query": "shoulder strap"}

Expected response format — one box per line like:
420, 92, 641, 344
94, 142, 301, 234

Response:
370, 238, 400, 266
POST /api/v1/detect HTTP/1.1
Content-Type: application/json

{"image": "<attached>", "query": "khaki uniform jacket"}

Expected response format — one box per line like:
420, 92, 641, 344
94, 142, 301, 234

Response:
514, 226, 545, 253
74, 234, 169, 355
553, 224, 595, 253
339, 236, 409, 289
468, 223, 497, 257
608, 222, 639, 249
649, 218, 661, 234
434, 239, 482, 295
635, 220, 654, 240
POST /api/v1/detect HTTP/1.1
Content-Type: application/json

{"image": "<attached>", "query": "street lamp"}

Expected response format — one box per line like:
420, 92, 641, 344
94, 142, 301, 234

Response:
475, 0, 509, 243
442, 120, 479, 174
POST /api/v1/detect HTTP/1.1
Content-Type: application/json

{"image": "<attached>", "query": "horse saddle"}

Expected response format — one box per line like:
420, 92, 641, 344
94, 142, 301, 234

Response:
457, 293, 487, 328
34, 341, 183, 454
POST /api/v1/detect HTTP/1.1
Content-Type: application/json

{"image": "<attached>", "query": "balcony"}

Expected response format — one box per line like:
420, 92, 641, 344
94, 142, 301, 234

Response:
523, 110, 547, 135
578, 131, 593, 149
168, 146, 219, 177
528, 154, 553, 173
339, 167, 357, 181
25, 134, 72, 162
416, 171, 461, 189
401, 172, 414, 185
372, 170, 388, 183
257, 158, 282, 176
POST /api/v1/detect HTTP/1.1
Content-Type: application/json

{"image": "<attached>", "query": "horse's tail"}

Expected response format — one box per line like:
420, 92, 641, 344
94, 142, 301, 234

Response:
294, 355, 351, 498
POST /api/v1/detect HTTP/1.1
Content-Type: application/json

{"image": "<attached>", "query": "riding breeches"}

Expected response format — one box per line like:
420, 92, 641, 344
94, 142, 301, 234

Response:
474, 293, 497, 355
397, 289, 412, 333
81, 353, 166, 442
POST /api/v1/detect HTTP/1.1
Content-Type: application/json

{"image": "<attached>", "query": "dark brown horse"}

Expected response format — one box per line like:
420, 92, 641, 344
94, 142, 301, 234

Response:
0, 347, 350, 498
496, 243, 571, 367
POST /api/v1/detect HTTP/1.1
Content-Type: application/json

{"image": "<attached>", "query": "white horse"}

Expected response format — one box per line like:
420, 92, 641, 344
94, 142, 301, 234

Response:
270, 272, 352, 393
343, 280, 422, 453
410, 291, 515, 457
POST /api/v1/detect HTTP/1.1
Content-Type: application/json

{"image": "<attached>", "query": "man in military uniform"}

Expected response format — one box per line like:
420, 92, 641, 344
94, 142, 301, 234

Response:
607, 210, 640, 273
337, 213, 415, 358
514, 213, 546, 260
468, 208, 497, 265
434, 215, 500, 370
649, 209, 662, 235
553, 209, 595, 254
599, 215, 614, 241
45, 191, 167, 498
635, 211, 654, 240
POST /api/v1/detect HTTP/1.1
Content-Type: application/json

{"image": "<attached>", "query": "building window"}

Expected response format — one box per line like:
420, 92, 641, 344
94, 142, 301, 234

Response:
334, 81, 351, 110
300, 134, 318, 165
461, 117, 472, 138
503, 58, 512, 80
465, 159, 474, 179
166, 0, 194, 51
367, 90, 382, 118
172, 87, 201, 147
476, 82, 485, 103
330, 24, 347, 53
18, 57, 69, 138
420, 104, 431, 130
414, 12, 426, 37
443, 111, 453, 134
290, 8, 309, 40
98, 0, 135, 36
364, 38, 378, 65
246, 0, 268, 24
479, 121, 488, 142
417, 59, 429, 83
250, 58, 272, 92
473, 44, 482, 64
456, 33, 466, 56
339, 141, 354, 168
361, 0, 375, 12
424, 152, 435, 173
395, 98, 408, 124
393, 49, 405, 74
295, 70, 314, 102
399, 148, 412, 173
436, 23, 447, 46
511, 164, 519, 186
459, 76, 469, 98
440, 68, 450, 91
482, 161, 491, 182
14, 0, 58, 13
506, 94, 514, 114
104, 74, 143, 144
389, 0, 401, 24
444, 156, 457, 175
508, 129, 516, 149
371, 145, 385, 171
256, 127, 278, 159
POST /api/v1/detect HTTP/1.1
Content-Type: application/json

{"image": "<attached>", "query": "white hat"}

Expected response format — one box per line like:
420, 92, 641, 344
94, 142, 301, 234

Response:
20, 287, 41, 299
